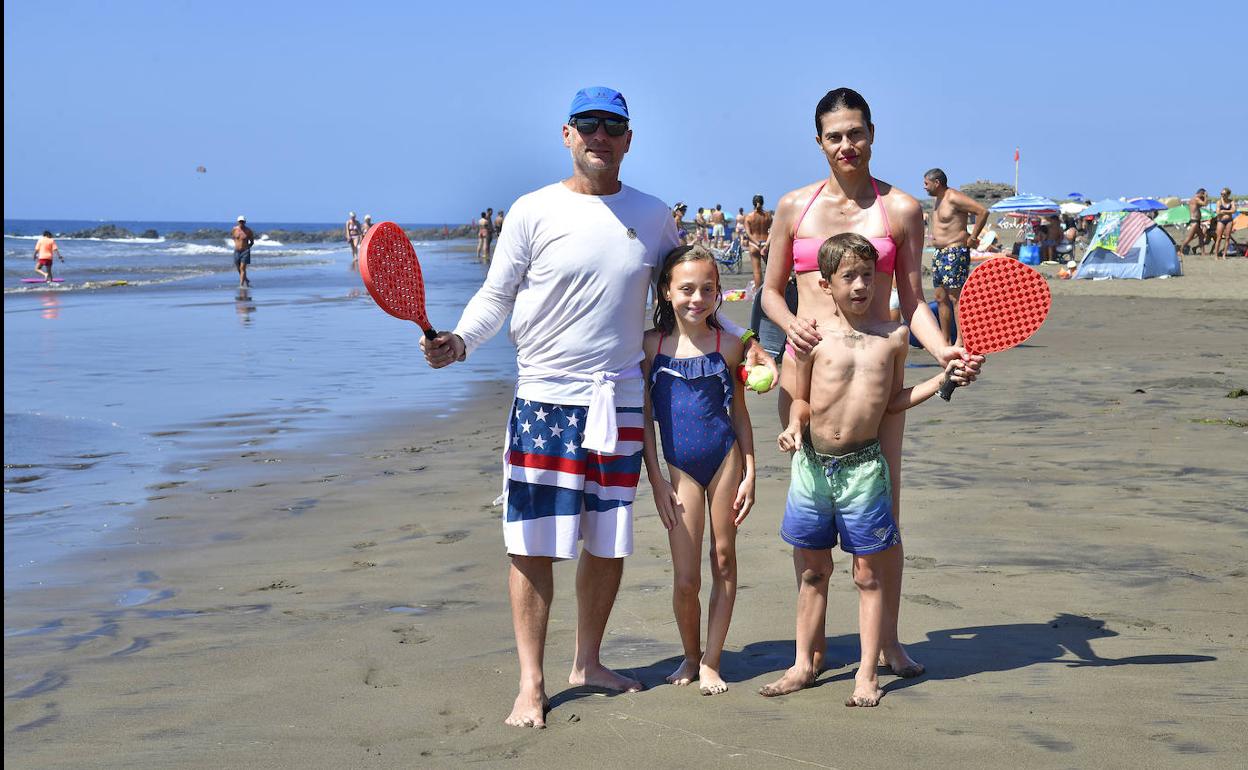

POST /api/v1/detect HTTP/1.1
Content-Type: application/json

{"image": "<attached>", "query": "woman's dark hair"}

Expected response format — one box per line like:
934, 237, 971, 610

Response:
652, 244, 722, 334
814, 88, 873, 136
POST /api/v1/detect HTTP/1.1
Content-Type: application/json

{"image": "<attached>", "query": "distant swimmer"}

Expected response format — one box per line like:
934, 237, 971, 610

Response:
345, 211, 363, 267
922, 168, 988, 344
362, 214, 374, 234
32, 231, 65, 282
485, 207, 495, 258
493, 209, 505, 243
232, 215, 255, 287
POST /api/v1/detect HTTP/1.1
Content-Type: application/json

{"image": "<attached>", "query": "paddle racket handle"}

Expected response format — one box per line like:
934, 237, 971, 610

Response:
938, 373, 959, 402
421, 326, 438, 341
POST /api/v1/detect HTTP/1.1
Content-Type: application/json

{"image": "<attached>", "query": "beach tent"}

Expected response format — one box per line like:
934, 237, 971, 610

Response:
1074, 211, 1180, 280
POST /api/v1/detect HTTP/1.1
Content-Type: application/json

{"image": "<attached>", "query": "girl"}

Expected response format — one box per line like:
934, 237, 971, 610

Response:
642, 245, 756, 696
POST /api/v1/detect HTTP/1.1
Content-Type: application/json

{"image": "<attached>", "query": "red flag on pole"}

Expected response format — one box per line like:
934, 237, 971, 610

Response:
1014, 148, 1020, 162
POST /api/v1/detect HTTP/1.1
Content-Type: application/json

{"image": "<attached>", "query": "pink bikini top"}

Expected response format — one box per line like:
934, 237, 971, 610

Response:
791, 178, 897, 276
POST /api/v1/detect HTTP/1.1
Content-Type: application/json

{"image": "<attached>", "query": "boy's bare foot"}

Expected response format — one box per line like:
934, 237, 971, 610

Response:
698, 663, 727, 696
758, 665, 815, 697
665, 658, 698, 686
845, 678, 884, 707
878, 644, 925, 678
504, 686, 549, 729
569, 663, 642, 693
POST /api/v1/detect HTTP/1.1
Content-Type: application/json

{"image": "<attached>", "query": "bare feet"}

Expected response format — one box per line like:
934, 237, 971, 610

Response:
568, 663, 642, 693
665, 658, 698, 686
758, 665, 815, 697
698, 663, 727, 696
504, 686, 549, 729
878, 643, 925, 678
845, 675, 884, 708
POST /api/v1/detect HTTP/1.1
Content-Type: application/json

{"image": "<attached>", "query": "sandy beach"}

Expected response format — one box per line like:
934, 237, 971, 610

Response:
5, 254, 1247, 768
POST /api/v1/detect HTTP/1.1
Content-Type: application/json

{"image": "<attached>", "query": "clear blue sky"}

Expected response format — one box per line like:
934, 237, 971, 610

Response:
4, 0, 1244, 223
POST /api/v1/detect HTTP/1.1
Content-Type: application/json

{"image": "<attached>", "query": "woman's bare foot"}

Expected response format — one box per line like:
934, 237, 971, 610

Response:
665, 658, 698, 686
698, 663, 727, 696
568, 663, 642, 693
845, 674, 884, 707
504, 686, 549, 728
878, 643, 925, 678
758, 665, 815, 697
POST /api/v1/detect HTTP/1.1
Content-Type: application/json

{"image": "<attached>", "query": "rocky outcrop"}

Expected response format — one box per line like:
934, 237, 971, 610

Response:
67, 224, 135, 239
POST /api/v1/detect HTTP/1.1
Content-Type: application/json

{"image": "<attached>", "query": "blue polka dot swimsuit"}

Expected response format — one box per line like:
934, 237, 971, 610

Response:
649, 330, 737, 489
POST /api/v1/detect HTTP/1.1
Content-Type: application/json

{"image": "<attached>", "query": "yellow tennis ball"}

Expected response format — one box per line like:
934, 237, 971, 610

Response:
746, 366, 774, 392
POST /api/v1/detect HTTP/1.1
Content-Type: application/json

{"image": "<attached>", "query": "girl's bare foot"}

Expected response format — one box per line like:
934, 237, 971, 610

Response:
698, 662, 727, 695
878, 643, 925, 678
845, 674, 883, 707
569, 663, 642, 693
665, 658, 699, 686
758, 665, 815, 697
504, 686, 549, 728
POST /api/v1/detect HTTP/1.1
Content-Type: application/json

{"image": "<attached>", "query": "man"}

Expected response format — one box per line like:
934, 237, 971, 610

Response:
420, 86, 774, 730
231, 216, 255, 287
1178, 188, 1208, 255
743, 194, 773, 289
484, 207, 495, 256
710, 204, 726, 249
923, 169, 988, 344
345, 211, 363, 267
493, 209, 505, 252
32, 230, 64, 282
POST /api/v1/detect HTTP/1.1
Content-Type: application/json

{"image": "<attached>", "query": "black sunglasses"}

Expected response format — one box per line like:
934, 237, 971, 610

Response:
569, 116, 629, 137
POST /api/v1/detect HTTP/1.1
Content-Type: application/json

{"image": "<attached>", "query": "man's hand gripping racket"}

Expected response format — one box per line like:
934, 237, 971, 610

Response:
939, 257, 1051, 401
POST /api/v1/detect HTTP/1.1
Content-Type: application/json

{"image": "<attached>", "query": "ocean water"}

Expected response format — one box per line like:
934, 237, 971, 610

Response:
3, 220, 515, 589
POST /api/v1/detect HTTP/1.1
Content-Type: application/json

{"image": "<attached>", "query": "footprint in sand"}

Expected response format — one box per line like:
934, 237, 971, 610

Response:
905, 594, 961, 610
905, 556, 938, 569
363, 666, 400, 688
352, 541, 377, 550
393, 626, 431, 645
347, 561, 377, 571
437, 531, 469, 545
256, 580, 297, 591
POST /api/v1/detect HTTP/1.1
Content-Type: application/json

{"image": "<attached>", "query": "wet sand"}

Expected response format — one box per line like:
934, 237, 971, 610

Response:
5, 254, 1247, 768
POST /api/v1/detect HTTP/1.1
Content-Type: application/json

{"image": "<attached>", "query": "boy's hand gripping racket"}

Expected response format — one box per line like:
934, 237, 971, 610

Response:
938, 257, 1051, 401
359, 221, 438, 340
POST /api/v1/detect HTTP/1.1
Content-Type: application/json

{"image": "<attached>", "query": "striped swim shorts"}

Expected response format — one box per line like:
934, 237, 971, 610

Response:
502, 398, 644, 559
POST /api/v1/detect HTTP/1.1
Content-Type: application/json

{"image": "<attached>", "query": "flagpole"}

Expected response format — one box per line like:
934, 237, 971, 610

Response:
1014, 147, 1020, 194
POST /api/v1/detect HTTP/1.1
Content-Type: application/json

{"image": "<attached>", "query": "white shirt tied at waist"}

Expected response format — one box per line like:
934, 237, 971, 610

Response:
516, 364, 641, 455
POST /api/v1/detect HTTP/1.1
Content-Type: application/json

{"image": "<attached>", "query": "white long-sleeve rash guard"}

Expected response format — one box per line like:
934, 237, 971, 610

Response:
452, 182, 746, 409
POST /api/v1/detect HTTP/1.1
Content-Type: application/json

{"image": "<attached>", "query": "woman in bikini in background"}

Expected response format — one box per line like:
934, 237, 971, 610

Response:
758, 87, 981, 696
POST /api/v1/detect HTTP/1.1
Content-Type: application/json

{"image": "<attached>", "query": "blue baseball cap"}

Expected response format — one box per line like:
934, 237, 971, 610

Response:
568, 87, 629, 120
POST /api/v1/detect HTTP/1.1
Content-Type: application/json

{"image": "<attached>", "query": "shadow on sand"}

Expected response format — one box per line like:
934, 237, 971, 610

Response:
549, 613, 1216, 707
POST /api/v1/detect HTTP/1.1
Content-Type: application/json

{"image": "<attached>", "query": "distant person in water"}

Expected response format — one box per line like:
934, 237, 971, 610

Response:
232, 216, 255, 287
345, 211, 363, 267
33, 231, 64, 282
362, 214, 373, 234
476, 211, 490, 260
492, 209, 505, 256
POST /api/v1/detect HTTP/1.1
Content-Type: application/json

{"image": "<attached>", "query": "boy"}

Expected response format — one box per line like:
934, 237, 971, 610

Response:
763, 233, 966, 707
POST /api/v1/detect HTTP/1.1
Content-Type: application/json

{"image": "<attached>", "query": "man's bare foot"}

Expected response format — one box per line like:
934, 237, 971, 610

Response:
665, 658, 698, 686
758, 665, 815, 697
568, 663, 642, 693
504, 686, 549, 729
878, 644, 925, 678
845, 677, 884, 707
698, 663, 727, 696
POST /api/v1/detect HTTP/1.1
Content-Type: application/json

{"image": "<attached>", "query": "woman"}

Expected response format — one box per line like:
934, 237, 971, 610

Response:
758, 88, 981, 696
1212, 188, 1235, 260
475, 211, 490, 261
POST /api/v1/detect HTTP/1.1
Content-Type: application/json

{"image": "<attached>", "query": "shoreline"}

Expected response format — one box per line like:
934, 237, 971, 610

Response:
5, 255, 1247, 766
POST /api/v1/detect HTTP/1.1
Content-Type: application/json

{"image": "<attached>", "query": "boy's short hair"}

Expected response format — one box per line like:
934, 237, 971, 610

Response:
818, 233, 878, 281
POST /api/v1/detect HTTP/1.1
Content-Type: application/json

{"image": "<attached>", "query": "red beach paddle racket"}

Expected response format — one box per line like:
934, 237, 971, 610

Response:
359, 221, 438, 340
938, 257, 1051, 401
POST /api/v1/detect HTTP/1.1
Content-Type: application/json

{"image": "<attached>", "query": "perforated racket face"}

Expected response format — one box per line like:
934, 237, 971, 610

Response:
359, 221, 432, 331
956, 257, 1051, 355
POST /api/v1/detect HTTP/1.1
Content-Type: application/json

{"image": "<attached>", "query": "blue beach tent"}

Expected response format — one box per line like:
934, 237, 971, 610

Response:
1074, 213, 1181, 280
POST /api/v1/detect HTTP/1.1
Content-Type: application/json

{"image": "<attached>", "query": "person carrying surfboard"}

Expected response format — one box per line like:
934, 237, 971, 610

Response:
33, 230, 64, 282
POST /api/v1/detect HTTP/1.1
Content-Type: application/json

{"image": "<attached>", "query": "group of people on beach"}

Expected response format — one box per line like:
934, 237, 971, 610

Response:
1178, 187, 1239, 259
475, 207, 505, 260
420, 84, 983, 727
345, 211, 374, 270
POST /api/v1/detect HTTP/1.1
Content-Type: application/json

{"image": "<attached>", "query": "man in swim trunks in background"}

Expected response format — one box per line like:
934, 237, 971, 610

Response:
710, 204, 727, 249
232, 215, 255, 288
1178, 188, 1208, 255
419, 86, 776, 730
32, 230, 64, 282
923, 169, 987, 345
744, 194, 773, 290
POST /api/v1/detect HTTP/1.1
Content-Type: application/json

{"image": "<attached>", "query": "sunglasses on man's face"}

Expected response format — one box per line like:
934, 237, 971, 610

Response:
569, 116, 629, 137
